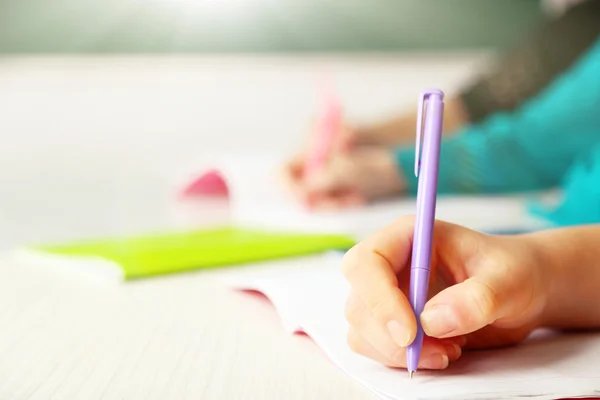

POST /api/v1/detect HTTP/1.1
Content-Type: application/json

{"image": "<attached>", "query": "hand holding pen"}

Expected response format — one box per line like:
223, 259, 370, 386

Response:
281, 88, 405, 209
340, 90, 549, 376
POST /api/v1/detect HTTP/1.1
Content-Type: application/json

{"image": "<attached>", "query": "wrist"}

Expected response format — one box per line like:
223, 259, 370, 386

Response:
355, 120, 411, 147
530, 226, 600, 330
526, 231, 572, 329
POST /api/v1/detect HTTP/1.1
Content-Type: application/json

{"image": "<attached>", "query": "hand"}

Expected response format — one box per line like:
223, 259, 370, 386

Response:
281, 146, 405, 210
342, 216, 549, 370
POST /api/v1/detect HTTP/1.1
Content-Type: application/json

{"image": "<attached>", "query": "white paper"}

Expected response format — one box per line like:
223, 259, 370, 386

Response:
184, 153, 543, 239
225, 253, 600, 400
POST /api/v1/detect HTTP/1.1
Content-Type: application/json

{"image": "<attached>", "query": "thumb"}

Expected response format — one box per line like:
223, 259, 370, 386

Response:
420, 271, 525, 339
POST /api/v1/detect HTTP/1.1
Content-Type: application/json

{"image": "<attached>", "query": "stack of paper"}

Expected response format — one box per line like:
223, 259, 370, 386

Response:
224, 253, 600, 400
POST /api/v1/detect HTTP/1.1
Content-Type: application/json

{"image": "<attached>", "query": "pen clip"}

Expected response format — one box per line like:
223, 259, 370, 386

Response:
414, 93, 427, 177
414, 89, 443, 177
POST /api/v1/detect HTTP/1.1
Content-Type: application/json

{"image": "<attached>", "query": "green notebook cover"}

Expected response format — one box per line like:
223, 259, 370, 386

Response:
18, 227, 355, 281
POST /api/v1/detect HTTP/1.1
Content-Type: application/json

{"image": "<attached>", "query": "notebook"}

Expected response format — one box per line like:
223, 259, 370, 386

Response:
16, 154, 542, 282
180, 153, 545, 239
14, 228, 354, 282
224, 252, 600, 400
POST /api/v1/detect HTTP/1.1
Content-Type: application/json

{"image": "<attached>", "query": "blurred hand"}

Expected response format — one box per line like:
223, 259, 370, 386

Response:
342, 217, 548, 370
280, 96, 470, 209
281, 146, 405, 210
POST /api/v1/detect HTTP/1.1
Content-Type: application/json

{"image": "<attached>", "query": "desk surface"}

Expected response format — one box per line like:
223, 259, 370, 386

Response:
0, 54, 488, 399
0, 194, 379, 400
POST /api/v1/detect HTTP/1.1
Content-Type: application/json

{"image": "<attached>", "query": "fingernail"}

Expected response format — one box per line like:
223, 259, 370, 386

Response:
421, 305, 458, 337
419, 353, 449, 369
386, 320, 411, 347
445, 344, 462, 360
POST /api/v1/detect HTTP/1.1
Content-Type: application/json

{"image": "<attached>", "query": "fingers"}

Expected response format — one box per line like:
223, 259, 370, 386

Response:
421, 264, 539, 338
347, 328, 463, 369
280, 149, 358, 209
342, 216, 419, 348
282, 167, 365, 210
342, 256, 415, 348
421, 277, 501, 338
283, 153, 364, 210
345, 290, 465, 369
335, 124, 359, 151
343, 217, 497, 368
346, 214, 416, 273
345, 291, 411, 362
302, 157, 350, 194
344, 216, 544, 364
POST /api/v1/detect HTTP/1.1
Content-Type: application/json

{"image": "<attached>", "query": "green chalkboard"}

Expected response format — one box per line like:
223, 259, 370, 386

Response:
0, 0, 543, 53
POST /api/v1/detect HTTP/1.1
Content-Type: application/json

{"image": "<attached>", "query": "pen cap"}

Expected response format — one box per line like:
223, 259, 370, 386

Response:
415, 89, 444, 177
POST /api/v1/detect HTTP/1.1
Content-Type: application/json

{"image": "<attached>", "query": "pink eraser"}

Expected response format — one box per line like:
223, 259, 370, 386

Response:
181, 169, 229, 197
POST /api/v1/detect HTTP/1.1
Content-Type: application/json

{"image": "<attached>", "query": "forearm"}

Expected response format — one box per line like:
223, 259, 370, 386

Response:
395, 35, 600, 196
357, 96, 469, 146
532, 225, 600, 329
394, 122, 562, 196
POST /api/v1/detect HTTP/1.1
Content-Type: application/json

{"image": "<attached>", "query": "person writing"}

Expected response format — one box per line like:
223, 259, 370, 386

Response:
282, 0, 600, 213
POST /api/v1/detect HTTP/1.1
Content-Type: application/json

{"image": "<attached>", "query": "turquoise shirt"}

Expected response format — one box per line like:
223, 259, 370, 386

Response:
530, 141, 600, 226
395, 36, 600, 196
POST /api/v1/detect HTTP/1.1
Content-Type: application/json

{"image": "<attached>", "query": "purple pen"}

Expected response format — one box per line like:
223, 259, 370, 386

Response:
406, 89, 444, 378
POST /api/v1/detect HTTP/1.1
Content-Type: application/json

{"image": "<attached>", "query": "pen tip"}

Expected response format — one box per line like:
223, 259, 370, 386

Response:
409, 371, 414, 379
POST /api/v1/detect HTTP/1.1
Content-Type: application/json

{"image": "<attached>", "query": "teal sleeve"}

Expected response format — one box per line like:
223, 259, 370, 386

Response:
529, 142, 600, 226
395, 36, 600, 196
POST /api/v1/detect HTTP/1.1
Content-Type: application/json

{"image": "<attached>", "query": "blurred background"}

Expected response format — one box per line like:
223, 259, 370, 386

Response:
0, 0, 545, 248
1, 1, 541, 52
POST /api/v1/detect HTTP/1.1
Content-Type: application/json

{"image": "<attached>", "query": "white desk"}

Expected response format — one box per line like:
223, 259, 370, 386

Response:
0, 54, 489, 399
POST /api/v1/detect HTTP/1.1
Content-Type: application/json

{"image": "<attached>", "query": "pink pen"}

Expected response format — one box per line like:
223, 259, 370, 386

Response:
303, 91, 342, 177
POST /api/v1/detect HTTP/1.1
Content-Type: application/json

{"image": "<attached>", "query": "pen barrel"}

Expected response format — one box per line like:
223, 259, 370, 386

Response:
407, 90, 444, 373
406, 267, 431, 372
411, 93, 443, 273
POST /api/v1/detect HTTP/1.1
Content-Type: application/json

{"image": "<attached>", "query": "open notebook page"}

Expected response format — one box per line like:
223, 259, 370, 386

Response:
182, 153, 542, 239
224, 253, 600, 400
